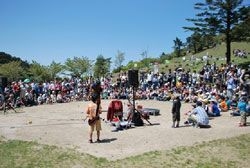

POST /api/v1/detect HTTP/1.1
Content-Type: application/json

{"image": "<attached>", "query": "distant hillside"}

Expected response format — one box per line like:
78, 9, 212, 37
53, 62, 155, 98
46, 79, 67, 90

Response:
0, 52, 30, 68
158, 42, 250, 72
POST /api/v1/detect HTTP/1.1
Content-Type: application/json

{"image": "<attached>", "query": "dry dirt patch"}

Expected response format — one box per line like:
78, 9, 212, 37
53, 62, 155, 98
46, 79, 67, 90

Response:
0, 100, 249, 160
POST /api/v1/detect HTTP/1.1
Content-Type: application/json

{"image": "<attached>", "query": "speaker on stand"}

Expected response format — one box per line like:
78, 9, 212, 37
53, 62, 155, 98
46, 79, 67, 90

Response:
128, 70, 139, 108
0, 77, 7, 94
128, 70, 139, 87
128, 70, 143, 126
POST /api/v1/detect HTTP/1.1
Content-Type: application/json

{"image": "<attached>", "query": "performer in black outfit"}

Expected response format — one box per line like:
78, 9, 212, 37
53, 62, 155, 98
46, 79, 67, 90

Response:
171, 95, 181, 128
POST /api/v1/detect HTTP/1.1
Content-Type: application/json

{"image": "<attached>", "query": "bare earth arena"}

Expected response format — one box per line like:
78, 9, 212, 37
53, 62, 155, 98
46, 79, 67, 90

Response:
0, 99, 249, 160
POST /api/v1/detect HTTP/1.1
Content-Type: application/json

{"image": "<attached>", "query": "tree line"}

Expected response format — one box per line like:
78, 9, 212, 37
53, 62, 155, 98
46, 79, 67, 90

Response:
0, 52, 113, 82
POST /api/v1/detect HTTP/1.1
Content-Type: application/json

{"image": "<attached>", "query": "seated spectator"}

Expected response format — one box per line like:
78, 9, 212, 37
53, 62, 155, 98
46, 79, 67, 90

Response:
37, 94, 44, 105
208, 99, 221, 117
187, 101, 209, 127
230, 98, 240, 116
56, 91, 63, 103
15, 97, 24, 107
219, 96, 228, 112
203, 100, 210, 114
225, 96, 232, 110
50, 91, 57, 103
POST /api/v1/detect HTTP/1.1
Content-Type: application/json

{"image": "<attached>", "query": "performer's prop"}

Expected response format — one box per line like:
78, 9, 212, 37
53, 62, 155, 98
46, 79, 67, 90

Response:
88, 103, 100, 126
107, 100, 123, 121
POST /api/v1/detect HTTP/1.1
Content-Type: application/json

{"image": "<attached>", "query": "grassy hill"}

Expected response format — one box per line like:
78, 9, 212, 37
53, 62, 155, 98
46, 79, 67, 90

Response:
113, 42, 249, 82
158, 41, 250, 72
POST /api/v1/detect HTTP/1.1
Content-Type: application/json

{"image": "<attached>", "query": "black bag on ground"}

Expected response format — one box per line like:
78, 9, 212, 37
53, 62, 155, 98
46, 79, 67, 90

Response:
132, 112, 144, 126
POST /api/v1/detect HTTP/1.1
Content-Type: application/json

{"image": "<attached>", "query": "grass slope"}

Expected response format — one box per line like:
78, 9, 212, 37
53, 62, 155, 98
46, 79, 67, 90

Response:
159, 42, 250, 72
1, 134, 250, 168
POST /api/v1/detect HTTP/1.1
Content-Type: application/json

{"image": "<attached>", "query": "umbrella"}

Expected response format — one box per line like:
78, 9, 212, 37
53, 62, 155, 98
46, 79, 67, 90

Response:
24, 78, 30, 83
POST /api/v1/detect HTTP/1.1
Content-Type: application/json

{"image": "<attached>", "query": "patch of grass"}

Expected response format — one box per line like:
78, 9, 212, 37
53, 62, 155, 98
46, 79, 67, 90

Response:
0, 140, 109, 168
0, 134, 250, 168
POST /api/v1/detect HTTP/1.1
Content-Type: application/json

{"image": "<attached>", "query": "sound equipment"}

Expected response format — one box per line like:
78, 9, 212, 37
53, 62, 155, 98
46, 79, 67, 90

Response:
128, 70, 139, 87
0, 77, 7, 93
132, 112, 144, 126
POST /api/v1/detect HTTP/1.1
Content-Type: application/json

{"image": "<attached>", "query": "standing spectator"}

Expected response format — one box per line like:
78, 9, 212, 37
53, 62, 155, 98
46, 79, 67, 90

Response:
226, 74, 236, 99
191, 70, 199, 86
238, 96, 249, 127
239, 68, 250, 98
171, 95, 181, 128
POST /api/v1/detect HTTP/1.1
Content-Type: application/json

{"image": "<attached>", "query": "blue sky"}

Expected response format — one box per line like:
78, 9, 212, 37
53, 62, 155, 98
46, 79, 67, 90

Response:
1, 0, 202, 67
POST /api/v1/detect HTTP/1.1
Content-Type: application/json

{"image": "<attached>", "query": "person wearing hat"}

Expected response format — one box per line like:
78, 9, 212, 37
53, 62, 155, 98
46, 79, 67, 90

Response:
187, 101, 209, 127
171, 95, 181, 128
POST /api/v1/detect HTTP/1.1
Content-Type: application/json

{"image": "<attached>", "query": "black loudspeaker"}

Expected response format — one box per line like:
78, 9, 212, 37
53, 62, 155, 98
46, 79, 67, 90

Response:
128, 70, 139, 87
132, 112, 144, 126
0, 77, 7, 93
0, 77, 7, 88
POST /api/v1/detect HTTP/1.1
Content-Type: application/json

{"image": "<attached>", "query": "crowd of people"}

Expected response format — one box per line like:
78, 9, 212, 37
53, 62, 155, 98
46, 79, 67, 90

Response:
233, 49, 248, 58
0, 62, 249, 127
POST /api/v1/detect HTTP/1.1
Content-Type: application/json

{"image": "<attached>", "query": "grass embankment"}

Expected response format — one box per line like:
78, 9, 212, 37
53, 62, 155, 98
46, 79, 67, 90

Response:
1, 134, 250, 168
159, 42, 250, 72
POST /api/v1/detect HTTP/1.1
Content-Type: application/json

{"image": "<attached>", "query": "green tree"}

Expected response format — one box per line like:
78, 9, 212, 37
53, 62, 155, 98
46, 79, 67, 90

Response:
125, 60, 138, 70
28, 61, 50, 82
64, 56, 92, 77
186, 32, 203, 53
173, 37, 184, 57
48, 61, 63, 79
231, 6, 250, 41
184, 0, 248, 64
140, 50, 148, 60
93, 55, 111, 78
0, 52, 30, 69
114, 50, 125, 71
0, 61, 25, 81
159, 52, 173, 62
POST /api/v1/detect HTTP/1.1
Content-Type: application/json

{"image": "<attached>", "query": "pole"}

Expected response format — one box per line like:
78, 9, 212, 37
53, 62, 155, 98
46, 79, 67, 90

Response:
132, 86, 135, 114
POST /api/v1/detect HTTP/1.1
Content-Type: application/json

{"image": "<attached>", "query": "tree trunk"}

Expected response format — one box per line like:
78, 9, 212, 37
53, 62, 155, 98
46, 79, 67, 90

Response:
226, 8, 232, 65
226, 36, 231, 64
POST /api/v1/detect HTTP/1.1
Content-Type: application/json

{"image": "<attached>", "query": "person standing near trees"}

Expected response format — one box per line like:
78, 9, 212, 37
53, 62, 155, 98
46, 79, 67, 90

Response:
171, 95, 181, 128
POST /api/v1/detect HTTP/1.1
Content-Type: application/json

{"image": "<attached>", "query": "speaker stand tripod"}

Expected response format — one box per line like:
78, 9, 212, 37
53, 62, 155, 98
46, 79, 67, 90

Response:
130, 85, 152, 125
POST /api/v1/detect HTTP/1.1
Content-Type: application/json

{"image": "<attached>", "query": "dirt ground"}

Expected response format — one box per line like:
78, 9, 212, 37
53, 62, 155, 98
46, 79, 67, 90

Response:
0, 99, 249, 160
